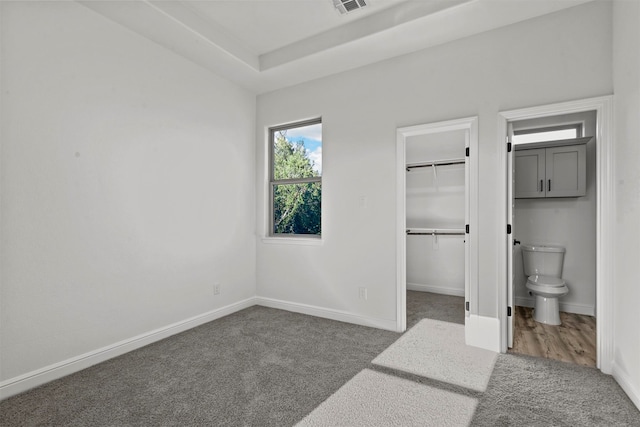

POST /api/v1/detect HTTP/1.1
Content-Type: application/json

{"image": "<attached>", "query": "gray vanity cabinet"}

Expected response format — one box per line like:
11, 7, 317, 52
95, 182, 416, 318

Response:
515, 142, 587, 198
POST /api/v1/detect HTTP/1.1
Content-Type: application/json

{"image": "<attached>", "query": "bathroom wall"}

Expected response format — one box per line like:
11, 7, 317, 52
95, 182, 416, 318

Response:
406, 130, 466, 296
512, 111, 597, 315
0, 2, 257, 383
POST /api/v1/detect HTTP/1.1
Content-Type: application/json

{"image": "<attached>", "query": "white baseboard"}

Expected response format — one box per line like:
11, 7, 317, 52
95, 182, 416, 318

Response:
515, 296, 595, 316
465, 314, 501, 353
407, 283, 465, 297
612, 362, 640, 411
255, 296, 398, 332
0, 297, 256, 401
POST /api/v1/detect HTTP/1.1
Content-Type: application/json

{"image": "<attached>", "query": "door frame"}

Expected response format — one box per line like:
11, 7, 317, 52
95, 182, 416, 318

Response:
396, 116, 478, 333
497, 95, 614, 373
507, 122, 515, 348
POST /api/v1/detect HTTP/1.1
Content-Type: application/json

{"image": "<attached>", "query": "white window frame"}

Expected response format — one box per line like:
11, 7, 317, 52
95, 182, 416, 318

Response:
512, 122, 584, 145
267, 118, 322, 240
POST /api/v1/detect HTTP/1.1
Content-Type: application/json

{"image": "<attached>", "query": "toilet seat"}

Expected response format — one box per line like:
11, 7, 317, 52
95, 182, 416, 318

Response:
527, 274, 565, 287
526, 275, 569, 298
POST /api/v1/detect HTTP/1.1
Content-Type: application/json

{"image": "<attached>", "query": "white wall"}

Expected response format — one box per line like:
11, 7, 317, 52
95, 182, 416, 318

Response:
256, 1, 613, 324
612, 0, 640, 409
513, 111, 597, 315
406, 131, 466, 296
0, 2, 256, 382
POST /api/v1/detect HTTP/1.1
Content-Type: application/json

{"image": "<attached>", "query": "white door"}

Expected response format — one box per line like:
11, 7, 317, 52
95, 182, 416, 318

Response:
464, 132, 470, 317
507, 123, 515, 348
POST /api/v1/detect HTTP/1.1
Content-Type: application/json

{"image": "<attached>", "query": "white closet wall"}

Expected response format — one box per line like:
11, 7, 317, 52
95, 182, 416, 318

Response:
406, 131, 466, 296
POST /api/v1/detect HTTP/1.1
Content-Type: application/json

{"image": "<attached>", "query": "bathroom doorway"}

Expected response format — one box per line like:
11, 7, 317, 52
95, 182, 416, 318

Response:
498, 96, 614, 372
508, 111, 597, 367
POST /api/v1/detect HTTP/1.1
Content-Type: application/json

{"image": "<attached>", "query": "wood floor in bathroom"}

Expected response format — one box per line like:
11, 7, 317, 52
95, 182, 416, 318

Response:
509, 305, 597, 367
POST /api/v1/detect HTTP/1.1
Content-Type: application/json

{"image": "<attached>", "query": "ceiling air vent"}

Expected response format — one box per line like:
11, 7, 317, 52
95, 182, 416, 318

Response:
333, 0, 367, 14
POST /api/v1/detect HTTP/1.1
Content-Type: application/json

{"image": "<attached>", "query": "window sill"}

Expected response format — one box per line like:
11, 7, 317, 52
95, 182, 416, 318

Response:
261, 236, 323, 246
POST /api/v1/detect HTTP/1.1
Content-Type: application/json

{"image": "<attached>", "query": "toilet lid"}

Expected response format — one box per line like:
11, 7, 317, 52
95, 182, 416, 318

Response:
528, 275, 565, 287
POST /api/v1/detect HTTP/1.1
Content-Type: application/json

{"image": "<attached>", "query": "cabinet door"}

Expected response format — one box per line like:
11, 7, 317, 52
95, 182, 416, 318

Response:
515, 148, 545, 198
545, 144, 586, 197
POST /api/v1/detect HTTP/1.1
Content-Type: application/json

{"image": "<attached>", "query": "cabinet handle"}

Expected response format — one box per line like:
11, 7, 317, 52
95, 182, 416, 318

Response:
540, 180, 543, 192
548, 179, 551, 192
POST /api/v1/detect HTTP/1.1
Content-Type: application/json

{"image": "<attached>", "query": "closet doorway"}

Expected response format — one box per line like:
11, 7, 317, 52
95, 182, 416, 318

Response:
396, 117, 478, 334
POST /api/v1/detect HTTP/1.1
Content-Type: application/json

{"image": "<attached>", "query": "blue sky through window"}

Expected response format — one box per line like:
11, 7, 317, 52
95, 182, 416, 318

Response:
287, 123, 322, 174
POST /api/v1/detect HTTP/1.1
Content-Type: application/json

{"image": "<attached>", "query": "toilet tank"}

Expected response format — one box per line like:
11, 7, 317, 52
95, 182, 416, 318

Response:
521, 244, 565, 277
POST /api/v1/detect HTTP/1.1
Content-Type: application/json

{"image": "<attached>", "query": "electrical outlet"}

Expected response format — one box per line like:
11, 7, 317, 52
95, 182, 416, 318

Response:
214, 284, 221, 295
358, 286, 368, 301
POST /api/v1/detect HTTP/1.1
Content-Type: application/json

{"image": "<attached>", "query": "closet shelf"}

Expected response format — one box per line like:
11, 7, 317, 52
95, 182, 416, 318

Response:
406, 158, 465, 171
406, 227, 465, 236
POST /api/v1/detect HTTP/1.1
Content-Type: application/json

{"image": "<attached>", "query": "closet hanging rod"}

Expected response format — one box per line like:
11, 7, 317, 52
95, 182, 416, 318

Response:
406, 229, 465, 236
406, 159, 465, 171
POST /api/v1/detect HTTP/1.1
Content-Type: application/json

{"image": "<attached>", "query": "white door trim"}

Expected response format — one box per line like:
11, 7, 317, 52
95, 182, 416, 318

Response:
396, 116, 479, 333
497, 95, 614, 373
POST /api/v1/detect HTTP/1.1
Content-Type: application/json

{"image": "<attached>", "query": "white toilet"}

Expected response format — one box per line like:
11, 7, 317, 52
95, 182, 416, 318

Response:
521, 244, 569, 325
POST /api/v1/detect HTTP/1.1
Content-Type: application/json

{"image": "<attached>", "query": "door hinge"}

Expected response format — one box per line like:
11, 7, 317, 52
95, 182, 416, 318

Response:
507, 224, 512, 234
507, 142, 512, 152
466, 301, 470, 311
465, 147, 469, 157
507, 306, 512, 317
465, 224, 469, 234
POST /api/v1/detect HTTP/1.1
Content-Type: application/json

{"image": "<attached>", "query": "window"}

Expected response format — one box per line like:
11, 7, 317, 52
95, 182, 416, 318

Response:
269, 118, 322, 237
513, 124, 582, 145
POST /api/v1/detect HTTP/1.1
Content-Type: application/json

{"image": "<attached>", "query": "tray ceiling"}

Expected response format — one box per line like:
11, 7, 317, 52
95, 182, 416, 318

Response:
79, 0, 594, 93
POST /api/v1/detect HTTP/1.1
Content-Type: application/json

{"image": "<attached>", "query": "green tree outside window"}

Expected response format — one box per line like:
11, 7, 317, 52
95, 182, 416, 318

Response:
270, 121, 322, 236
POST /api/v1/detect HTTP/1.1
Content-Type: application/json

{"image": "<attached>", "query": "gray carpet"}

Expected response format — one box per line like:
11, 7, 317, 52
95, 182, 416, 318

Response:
472, 353, 640, 426
373, 319, 497, 392
296, 368, 479, 426
406, 290, 465, 327
0, 306, 399, 426
299, 319, 496, 426
1, 292, 638, 426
